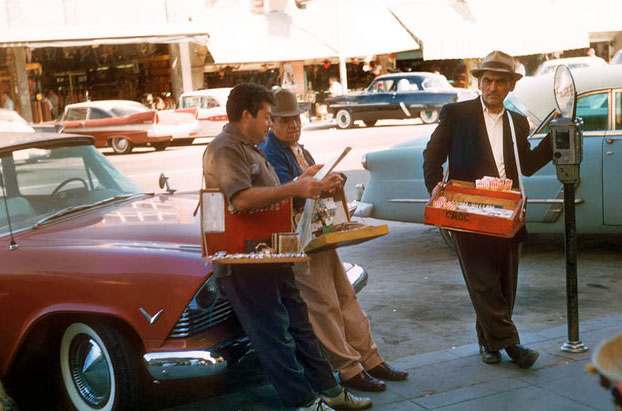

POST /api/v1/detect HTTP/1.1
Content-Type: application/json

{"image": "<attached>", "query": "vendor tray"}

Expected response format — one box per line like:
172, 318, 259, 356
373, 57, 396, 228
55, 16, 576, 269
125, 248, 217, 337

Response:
423, 180, 524, 238
304, 224, 389, 253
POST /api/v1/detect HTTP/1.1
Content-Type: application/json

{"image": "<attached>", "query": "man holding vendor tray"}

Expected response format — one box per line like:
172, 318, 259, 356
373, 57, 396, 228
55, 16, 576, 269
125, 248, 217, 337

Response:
423, 51, 553, 369
260, 88, 408, 392
202, 83, 372, 411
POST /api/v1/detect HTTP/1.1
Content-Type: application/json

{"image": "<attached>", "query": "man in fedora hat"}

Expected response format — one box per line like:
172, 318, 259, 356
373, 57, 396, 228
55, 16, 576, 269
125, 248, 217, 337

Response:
423, 50, 552, 369
260, 87, 408, 392
203, 83, 372, 411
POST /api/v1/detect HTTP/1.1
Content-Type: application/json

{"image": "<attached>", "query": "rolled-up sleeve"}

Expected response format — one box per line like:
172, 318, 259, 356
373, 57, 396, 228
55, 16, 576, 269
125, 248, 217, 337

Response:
208, 144, 253, 203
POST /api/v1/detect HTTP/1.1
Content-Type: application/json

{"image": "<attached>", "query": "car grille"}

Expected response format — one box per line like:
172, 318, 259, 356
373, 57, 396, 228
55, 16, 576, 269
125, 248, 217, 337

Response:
168, 297, 235, 339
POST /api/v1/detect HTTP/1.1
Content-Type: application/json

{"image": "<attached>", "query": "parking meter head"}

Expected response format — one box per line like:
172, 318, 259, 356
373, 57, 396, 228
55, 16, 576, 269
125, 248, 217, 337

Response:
553, 65, 577, 120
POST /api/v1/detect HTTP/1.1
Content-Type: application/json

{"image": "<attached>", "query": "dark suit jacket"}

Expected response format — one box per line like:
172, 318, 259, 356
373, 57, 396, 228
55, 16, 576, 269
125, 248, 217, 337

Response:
422, 97, 552, 240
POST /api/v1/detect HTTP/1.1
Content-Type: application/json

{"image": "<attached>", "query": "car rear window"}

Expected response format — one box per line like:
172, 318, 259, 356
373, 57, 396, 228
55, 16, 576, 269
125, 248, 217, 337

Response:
64, 108, 87, 121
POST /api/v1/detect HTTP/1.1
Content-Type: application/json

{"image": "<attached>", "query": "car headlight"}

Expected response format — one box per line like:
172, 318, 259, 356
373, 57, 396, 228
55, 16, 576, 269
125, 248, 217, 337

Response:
361, 153, 368, 170
190, 276, 219, 310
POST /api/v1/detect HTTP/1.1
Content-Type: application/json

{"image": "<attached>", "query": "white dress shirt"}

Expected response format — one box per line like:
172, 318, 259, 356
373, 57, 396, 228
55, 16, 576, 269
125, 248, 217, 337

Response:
481, 97, 506, 178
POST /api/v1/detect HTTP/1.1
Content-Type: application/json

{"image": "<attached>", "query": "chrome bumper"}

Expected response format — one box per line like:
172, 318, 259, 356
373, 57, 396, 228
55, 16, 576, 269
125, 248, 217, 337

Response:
143, 350, 227, 380
352, 201, 374, 217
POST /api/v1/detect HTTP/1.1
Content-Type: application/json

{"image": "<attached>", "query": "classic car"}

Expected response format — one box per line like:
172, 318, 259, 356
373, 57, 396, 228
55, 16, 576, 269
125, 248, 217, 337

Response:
533, 56, 607, 76
326, 72, 478, 129
0, 109, 51, 162
56, 100, 199, 154
357, 65, 622, 240
0, 133, 368, 410
178, 88, 232, 142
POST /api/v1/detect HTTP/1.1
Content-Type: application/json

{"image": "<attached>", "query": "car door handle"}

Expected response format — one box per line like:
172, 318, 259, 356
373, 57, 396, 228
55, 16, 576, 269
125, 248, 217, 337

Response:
606, 138, 614, 144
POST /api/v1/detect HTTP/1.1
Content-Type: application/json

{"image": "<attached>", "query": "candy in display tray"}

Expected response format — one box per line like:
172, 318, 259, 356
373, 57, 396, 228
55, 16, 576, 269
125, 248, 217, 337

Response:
304, 224, 389, 253
424, 179, 524, 238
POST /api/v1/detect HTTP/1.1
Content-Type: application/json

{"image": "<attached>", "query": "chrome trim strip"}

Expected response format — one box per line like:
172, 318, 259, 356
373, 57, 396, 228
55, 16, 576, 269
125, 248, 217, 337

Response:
399, 102, 411, 117
328, 102, 390, 108
112, 243, 202, 252
143, 350, 227, 380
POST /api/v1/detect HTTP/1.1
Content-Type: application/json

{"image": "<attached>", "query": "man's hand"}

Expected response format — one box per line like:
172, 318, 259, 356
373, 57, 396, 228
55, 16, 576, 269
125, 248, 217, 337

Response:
321, 172, 344, 193
300, 164, 322, 179
293, 177, 324, 199
430, 182, 443, 200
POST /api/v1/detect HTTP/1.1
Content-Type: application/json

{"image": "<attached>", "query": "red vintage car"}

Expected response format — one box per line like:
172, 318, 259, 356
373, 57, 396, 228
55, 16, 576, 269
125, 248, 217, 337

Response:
58, 100, 199, 154
0, 132, 367, 410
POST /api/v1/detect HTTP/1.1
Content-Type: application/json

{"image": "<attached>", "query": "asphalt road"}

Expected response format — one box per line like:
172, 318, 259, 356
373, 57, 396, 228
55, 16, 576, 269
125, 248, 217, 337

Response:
107, 119, 622, 408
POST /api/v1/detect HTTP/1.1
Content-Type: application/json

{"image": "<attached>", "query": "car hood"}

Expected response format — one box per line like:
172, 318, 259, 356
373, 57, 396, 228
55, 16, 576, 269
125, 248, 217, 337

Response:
20, 193, 202, 250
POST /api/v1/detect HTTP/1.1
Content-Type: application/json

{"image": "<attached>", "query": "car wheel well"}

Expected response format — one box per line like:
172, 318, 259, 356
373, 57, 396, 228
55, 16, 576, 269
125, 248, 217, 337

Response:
7, 313, 146, 409
8, 313, 144, 378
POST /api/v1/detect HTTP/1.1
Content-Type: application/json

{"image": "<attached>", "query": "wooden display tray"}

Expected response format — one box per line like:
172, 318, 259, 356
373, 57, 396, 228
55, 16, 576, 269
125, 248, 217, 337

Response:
212, 254, 310, 265
424, 180, 524, 238
304, 225, 389, 253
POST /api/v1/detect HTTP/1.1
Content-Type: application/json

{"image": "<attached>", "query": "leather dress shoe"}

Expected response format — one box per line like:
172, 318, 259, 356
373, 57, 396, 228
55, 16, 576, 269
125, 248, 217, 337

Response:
479, 345, 501, 364
320, 389, 372, 410
505, 344, 539, 369
341, 370, 386, 392
294, 397, 336, 411
367, 362, 409, 381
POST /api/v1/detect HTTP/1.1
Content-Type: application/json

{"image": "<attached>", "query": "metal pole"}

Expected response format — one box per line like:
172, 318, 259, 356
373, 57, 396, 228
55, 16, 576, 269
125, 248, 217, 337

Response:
561, 182, 588, 353
336, 0, 348, 92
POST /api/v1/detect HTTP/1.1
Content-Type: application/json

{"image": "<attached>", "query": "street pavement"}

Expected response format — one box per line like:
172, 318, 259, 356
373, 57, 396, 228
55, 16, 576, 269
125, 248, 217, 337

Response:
162, 314, 621, 411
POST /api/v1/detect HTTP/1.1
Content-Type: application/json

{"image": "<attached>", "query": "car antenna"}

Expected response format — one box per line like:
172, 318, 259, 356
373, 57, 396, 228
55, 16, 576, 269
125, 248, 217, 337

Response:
0, 172, 18, 251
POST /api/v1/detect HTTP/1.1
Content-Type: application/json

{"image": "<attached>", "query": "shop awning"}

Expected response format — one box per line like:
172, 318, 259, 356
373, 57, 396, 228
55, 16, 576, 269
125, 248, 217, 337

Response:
389, 0, 591, 60
205, 0, 420, 64
0, 0, 208, 48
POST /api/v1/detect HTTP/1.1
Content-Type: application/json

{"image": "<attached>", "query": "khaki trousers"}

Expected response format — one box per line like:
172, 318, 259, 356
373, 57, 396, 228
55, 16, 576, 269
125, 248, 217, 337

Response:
295, 249, 383, 380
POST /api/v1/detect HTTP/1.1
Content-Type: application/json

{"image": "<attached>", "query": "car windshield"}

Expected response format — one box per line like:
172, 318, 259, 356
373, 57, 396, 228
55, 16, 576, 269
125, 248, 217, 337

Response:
111, 104, 150, 117
0, 144, 141, 235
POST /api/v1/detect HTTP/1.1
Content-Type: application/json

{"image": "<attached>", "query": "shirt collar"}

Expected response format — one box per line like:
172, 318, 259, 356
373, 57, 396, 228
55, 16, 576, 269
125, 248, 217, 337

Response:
224, 123, 257, 147
268, 130, 305, 151
480, 96, 505, 119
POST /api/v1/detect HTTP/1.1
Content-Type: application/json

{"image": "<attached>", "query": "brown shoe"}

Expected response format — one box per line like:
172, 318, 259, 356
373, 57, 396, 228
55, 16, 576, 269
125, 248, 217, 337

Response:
367, 362, 409, 381
320, 390, 372, 410
505, 344, 539, 369
341, 370, 386, 392
480, 345, 501, 364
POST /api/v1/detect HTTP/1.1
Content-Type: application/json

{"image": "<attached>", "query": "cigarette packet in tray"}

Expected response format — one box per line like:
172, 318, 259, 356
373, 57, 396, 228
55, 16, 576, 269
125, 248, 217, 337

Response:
423, 180, 524, 238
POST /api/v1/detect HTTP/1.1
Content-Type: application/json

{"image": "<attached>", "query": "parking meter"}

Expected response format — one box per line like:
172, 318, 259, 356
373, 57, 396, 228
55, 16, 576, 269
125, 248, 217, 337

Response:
551, 65, 587, 354
550, 65, 582, 183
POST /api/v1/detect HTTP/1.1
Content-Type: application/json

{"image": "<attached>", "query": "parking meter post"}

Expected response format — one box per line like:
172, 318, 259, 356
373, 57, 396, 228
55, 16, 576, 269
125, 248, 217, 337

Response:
560, 182, 586, 353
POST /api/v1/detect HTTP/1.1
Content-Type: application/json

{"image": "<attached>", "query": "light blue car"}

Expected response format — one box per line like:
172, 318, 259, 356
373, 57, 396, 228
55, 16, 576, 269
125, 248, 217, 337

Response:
359, 65, 622, 237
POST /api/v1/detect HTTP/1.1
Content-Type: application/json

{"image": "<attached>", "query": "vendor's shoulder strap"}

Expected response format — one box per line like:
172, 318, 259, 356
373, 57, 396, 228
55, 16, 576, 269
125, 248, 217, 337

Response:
506, 111, 526, 205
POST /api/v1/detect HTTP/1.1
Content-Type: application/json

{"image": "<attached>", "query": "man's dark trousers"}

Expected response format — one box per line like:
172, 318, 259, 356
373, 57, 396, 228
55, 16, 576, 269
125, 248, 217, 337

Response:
452, 231, 521, 351
218, 264, 336, 407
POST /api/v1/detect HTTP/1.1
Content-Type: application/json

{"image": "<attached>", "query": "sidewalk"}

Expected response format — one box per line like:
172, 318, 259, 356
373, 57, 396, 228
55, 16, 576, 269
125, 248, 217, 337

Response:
167, 314, 621, 411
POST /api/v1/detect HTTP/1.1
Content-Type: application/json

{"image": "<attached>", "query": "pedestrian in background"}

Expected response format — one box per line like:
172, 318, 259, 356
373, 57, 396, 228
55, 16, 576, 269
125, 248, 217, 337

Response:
329, 76, 343, 97
1, 92, 14, 111
423, 50, 553, 369
260, 87, 409, 392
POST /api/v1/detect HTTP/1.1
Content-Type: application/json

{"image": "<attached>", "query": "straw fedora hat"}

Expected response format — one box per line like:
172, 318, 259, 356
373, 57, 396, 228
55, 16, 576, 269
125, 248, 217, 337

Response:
471, 50, 523, 81
271, 87, 309, 117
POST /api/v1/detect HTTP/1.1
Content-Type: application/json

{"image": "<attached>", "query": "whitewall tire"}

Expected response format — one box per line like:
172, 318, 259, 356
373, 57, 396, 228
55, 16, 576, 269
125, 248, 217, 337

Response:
335, 109, 353, 129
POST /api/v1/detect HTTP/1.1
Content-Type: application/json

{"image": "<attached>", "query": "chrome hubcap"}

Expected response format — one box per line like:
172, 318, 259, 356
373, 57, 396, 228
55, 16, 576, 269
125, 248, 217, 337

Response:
114, 138, 128, 151
68, 335, 111, 408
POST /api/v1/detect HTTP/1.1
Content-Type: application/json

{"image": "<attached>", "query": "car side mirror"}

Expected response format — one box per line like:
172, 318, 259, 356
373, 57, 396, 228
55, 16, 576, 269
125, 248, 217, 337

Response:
158, 172, 177, 194
54, 124, 65, 134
